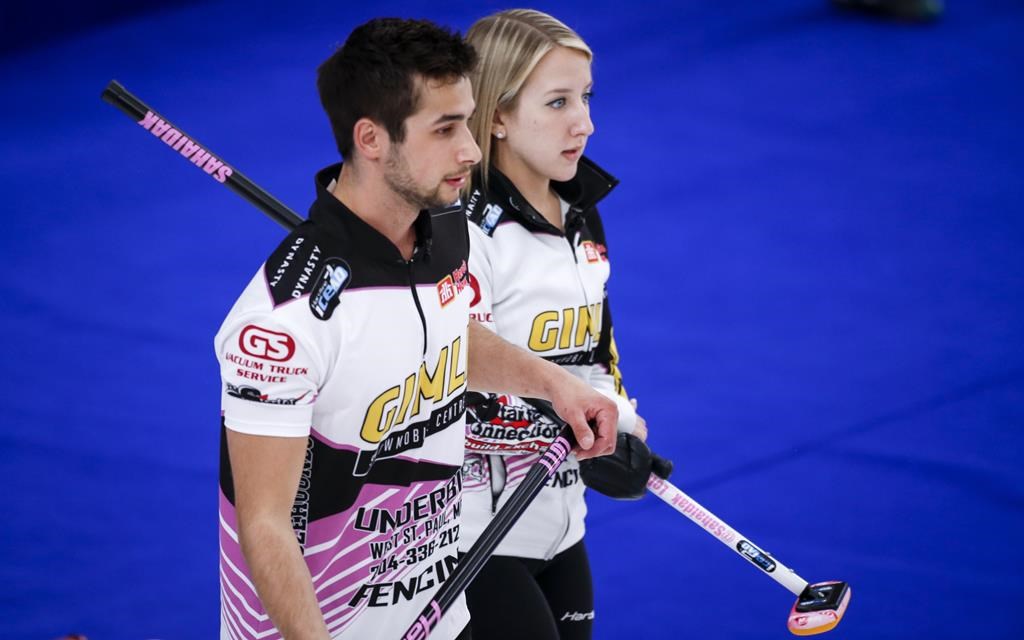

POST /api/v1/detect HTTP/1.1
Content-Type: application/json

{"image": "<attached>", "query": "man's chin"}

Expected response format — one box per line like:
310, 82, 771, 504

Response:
428, 188, 462, 209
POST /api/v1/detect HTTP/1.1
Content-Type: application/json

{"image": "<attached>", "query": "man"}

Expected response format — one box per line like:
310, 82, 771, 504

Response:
214, 18, 617, 640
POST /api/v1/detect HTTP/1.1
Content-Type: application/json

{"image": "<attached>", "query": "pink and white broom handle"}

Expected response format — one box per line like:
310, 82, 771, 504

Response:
646, 475, 809, 596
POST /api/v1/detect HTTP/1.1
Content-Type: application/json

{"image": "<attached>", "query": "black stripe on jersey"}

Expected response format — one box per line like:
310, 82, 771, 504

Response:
353, 393, 466, 475
219, 420, 460, 522
264, 224, 325, 306
542, 350, 597, 366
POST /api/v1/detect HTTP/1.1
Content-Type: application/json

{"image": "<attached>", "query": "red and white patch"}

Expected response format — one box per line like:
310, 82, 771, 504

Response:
238, 325, 295, 361
437, 275, 456, 307
452, 260, 469, 293
438, 260, 470, 307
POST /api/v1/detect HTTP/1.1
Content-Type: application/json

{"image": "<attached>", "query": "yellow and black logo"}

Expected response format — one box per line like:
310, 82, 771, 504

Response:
527, 303, 603, 353
360, 336, 467, 444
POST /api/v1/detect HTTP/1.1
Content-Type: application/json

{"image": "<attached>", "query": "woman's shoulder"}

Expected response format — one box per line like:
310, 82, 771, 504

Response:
463, 172, 514, 237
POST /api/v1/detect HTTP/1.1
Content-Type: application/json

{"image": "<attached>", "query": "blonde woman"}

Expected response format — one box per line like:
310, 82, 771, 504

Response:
459, 10, 647, 639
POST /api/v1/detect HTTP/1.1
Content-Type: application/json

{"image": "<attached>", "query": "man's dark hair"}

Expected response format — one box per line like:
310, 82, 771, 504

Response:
317, 18, 477, 160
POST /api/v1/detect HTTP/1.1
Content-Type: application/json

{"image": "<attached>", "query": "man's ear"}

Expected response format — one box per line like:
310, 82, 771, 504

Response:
352, 118, 386, 161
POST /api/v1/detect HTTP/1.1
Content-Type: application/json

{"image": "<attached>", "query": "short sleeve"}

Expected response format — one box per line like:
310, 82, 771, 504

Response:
214, 314, 322, 438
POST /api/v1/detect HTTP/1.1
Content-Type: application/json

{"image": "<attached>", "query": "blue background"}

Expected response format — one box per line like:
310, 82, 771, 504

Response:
1, 1, 1022, 638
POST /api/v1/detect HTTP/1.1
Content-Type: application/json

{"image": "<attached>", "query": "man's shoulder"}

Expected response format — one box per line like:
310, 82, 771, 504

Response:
262, 222, 348, 318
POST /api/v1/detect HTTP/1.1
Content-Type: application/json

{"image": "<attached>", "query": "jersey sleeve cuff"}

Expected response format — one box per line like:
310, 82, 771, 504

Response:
596, 388, 638, 434
221, 397, 313, 438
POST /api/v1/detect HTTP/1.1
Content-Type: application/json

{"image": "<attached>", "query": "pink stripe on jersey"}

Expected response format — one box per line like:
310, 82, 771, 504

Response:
220, 474, 462, 638
506, 452, 541, 489
322, 499, 462, 633
309, 427, 362, 452
218, 492, 252, 577
505, 453, 539, 473
462, 476, 489, 491
221, 576, 274, 638
310, 479, 457, 593
219, 490, 274, 639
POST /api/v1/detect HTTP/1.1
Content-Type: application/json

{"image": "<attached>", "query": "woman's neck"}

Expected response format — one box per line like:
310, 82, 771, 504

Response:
495, 159, 562, 231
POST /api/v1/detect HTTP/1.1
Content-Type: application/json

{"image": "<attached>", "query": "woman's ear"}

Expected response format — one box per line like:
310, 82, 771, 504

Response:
491, 111, 507, 140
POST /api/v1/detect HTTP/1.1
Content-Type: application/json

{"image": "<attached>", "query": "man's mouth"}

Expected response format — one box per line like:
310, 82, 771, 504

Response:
445, 172, 470, 188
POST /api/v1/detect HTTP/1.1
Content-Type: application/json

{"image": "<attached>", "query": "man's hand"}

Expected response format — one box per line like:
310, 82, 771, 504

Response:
466, 320, 618, 459
547, 370, 617, 460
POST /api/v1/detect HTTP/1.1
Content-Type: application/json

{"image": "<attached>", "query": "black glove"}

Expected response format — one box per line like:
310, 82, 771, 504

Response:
651, 450, 674, 480
466, 392, 500, 421
579, 432, 674, 500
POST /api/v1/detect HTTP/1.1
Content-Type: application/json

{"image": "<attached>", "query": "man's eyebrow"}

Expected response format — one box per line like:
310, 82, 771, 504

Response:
432, 113, 469, 125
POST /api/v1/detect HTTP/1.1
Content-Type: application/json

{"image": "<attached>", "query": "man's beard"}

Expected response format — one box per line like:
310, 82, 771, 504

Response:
384, 145, 449, 211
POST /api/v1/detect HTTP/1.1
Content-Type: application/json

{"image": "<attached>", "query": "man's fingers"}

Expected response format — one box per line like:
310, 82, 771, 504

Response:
546, 371, 619, 459
565, 408, 595, 451
571, 398, 616, 460
590, 404, 617, 457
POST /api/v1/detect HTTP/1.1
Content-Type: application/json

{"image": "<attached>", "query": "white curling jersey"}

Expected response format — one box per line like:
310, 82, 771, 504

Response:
215, 164, 471, 639
458, 158, 638, 560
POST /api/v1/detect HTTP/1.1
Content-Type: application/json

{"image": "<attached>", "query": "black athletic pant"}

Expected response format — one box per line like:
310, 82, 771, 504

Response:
464, 539, 594, 640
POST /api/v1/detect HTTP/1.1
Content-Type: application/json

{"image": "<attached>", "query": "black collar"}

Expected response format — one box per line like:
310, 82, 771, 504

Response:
483, 156, 618, 236
309, 163, 433, 263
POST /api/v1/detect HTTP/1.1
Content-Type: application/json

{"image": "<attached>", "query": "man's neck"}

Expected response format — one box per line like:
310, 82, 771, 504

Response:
331, 163, 419, 261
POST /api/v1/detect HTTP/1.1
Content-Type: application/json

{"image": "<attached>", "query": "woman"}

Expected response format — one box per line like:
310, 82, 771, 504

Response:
459, 10, 646, 639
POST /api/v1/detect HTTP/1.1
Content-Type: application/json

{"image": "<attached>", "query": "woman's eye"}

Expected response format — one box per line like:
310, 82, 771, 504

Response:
583, 91, 594, 105
548, 98, 567, 109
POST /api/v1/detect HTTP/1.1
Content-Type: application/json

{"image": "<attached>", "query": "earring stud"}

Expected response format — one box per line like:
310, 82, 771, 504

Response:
495, 131, 505, 139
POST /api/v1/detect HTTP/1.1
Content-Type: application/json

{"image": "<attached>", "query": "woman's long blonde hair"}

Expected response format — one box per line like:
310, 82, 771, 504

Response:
465, 9, 592, 195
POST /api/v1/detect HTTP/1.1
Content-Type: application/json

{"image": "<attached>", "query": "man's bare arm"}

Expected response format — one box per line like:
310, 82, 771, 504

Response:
467, 320, 617, 459
226, 431, 330, 640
